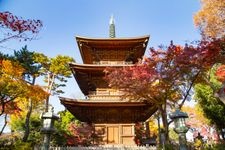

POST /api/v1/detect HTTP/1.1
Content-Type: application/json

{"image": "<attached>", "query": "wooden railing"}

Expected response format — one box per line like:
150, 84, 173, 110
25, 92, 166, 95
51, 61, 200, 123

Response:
34, 145, 157, 150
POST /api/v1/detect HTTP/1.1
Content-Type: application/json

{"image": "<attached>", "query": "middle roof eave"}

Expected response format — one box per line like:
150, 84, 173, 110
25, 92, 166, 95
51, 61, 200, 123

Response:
69, 62, 134, 72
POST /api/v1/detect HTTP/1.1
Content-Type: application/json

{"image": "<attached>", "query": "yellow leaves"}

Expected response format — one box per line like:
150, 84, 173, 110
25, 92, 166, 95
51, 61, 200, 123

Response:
182, 105, 210, 127
151, 79, 159, 86
0, 60, 26, 99
148, 118, 158, 137
0, 60, 24, 78
0, 60, 47, 115
194, 0, 225, 38
49, 55, 75, 77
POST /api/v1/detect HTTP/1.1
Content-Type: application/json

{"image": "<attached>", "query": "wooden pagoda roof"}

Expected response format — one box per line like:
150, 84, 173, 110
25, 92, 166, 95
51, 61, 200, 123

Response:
69, 62, 133, 95
60, 97, 157, 123
76, 35, 150, 64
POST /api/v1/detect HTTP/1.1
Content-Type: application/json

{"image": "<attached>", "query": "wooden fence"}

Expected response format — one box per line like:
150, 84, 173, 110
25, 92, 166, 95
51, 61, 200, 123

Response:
35, 145, 157, 150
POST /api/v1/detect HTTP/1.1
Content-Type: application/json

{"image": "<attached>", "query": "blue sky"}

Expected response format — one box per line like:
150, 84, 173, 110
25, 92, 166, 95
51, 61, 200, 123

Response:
0, 0, 201, 112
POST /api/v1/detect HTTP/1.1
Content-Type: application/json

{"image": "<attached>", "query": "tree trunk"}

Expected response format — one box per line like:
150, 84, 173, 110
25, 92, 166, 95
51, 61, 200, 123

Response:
159, 105, 169, 144
0, 114, 8, 135
45, 96, 50, 112
45, 73, 55, 112
157, 115, 161, 145
22, 99, 32, 142
22, 77, 35, 142
220, 129, 225, 140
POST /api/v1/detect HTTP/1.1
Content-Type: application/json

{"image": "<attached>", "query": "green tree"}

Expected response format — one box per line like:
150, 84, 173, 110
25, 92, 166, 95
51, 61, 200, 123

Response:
33, 53, 75, 111
10, 111, 43, 145
194, 66, 225, 140
52, 110, 77, 146
53, 110, 94, 146
13, 46, 44, 142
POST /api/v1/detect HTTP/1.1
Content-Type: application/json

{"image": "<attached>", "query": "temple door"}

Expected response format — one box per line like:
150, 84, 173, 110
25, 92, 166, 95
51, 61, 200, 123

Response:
107, 126, 119, 144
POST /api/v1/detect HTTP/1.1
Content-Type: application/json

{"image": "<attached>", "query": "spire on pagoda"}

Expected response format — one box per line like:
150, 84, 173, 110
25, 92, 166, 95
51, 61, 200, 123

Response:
109, 15, 116, 38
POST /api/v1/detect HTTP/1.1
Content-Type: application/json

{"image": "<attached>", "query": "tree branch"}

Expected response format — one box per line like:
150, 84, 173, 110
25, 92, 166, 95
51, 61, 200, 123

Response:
0, 114, 8, 135
179, 70, 201, 109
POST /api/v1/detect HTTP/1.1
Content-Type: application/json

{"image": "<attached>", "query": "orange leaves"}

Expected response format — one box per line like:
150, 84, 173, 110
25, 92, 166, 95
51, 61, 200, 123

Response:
25, 84, 48, 104
216, 65, 225, 82
3, 101, 21, 115
0, 60, 25, 115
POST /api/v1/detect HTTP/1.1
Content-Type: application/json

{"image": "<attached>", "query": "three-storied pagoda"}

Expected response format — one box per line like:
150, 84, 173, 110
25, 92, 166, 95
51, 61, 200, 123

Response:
60, 16, 157, 145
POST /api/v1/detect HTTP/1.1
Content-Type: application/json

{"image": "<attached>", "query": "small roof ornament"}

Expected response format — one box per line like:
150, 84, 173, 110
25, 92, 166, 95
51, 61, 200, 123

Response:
109, 14, 115, 25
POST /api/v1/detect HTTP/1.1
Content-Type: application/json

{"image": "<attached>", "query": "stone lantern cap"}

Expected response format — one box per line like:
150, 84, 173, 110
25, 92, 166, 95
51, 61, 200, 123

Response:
41, 106, 60, 120
169, 109, 188, 120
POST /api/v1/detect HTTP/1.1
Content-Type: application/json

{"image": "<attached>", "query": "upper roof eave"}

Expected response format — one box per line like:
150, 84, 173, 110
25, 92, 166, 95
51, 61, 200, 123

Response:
75, 35, 150, 64
75, 35, 150, 42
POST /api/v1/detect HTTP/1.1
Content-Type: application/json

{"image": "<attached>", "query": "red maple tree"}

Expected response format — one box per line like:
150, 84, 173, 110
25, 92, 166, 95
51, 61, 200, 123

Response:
65, 122, 94, 146
0, 11, 43, 44
105, 39, 225, 142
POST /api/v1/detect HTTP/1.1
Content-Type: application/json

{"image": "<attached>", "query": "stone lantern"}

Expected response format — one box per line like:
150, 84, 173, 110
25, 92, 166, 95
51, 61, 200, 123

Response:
169, 109, 189, 150
40, 106, 59, 150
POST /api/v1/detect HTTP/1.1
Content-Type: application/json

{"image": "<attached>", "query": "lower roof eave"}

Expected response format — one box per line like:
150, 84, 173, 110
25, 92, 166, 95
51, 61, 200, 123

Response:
59, 96, 154, 107
59, 96, 158, 123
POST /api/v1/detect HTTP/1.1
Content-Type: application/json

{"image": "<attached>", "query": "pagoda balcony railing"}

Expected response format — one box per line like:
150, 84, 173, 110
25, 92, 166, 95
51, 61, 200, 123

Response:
93, 61, 133, 65
88, 94, 122, 101
89, 90, 124, 95
87, 89, 129, 101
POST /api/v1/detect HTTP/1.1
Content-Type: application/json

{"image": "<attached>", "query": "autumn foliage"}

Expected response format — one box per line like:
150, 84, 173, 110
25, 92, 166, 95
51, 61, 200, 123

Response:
106, 38, 225, 103
0, 12, 42, 33
0, 60, 47, 116
194, 0, 225, 38
216, 65, 225, 82
0, 60, 26, 115
0, 11, 43, 43
105, 38, 225, 142
65, 122, 94, 146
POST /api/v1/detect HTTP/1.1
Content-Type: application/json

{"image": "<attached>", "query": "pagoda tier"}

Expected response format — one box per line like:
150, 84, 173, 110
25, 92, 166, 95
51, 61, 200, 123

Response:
60, 97, 157, 123
76, 36, 149, 64
69, 62, 133, 95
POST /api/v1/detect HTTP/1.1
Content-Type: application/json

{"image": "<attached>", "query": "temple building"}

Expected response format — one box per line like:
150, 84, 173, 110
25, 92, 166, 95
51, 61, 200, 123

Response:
60, 16, 157, 145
